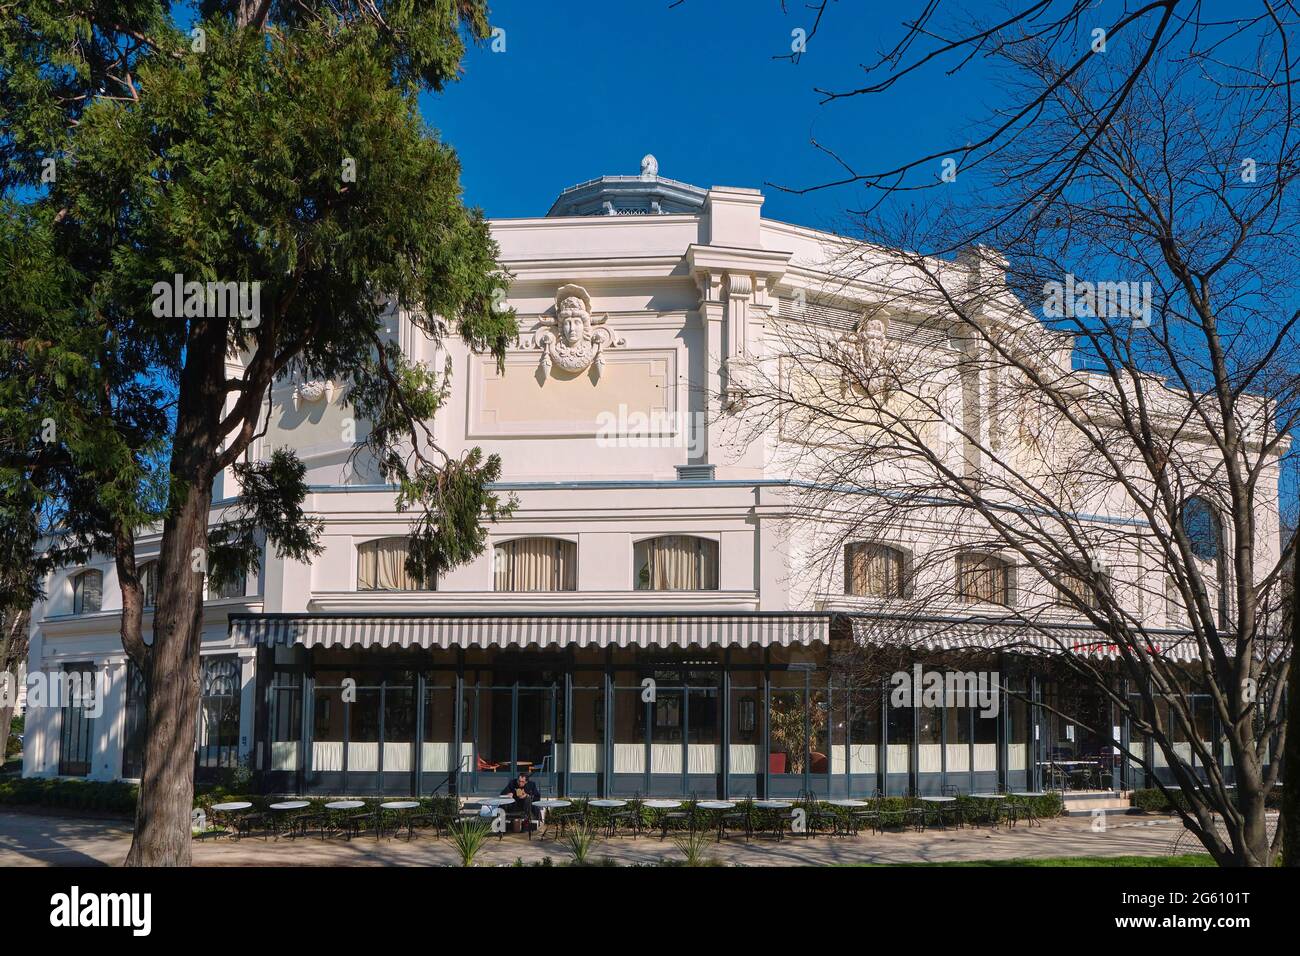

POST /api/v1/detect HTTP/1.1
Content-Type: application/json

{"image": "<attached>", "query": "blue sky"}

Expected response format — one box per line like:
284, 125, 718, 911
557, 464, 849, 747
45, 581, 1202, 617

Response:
424, 0, 998, 228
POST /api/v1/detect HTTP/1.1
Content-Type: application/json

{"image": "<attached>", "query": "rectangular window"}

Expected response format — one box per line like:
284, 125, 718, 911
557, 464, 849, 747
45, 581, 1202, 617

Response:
957, 554, 1011, 605
845, 543, 906, 597
357, 538, 432, 591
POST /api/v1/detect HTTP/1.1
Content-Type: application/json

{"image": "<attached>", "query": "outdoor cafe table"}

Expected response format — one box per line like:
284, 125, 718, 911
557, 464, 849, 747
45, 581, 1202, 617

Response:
966, 793, 1009, 827
828, 799, 869, 808
918, 795, 959, 829
317, 800, 366, 839
380, 801, 421, 840
533, 799, 570, 836
268, 800, 310, 839
697, 800, 735, 841
209, 801, 252, 839
587, 799, 626, 808
752, 800, 793, 840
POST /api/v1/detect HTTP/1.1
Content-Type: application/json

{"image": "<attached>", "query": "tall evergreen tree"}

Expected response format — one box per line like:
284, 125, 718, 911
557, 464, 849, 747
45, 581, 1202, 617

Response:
1, 2, 515, 865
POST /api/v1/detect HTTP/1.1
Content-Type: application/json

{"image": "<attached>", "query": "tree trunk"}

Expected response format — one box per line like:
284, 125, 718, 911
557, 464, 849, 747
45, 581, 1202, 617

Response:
1284, 541, 1299, 865
124, 319, 225, 867
1, 608, 29, 771
122, 483, 212, 866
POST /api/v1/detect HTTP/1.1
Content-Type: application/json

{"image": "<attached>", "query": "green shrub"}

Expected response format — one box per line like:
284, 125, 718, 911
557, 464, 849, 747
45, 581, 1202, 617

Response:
0, 777, 138, 814
1130, 786, 1281, 813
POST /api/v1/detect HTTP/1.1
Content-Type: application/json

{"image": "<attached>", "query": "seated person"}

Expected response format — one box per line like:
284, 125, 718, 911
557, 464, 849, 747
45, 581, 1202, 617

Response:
500, 771, 542, 826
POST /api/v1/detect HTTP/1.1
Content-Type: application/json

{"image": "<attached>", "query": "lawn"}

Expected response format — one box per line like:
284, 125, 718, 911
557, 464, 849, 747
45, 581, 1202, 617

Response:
861, 854, 1215, 867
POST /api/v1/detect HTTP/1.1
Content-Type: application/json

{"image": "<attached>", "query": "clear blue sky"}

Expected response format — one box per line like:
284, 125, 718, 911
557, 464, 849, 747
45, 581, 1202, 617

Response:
424, 0, 998, 229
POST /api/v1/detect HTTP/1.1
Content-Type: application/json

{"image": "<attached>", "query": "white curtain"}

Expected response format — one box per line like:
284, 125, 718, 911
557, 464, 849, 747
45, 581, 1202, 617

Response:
849, 744, 877, 774
946, 743, 970, 772
494, 538, 576, 591
635, 536, 719, 590
421, 742, 451, 772
846, 544, 904, 597
1008, 744, 1027, 771
614, 743, 645, 773
383, 742, 411, 773
887, 743, 911, 773
687, 743, 717, 774
313, 741, 344, 772
918, 744, 942, 773
357, 537, 426, 590
729, 743, 757, 774
973, 743, 997, 771
567, 743, 601, 773
347, 742, 379, 772
271, 742, 298, 771
651, 743, 682, 773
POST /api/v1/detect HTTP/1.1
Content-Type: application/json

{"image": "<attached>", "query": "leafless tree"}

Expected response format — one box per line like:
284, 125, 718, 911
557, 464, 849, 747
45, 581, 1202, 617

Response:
732, 18, 1297, 865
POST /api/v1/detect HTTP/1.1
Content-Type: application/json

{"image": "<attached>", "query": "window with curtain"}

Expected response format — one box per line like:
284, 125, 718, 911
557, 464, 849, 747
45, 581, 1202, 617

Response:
140, 561, 158, 608
845, 542, 907, 598
1053, 565, 1100, 609
71, 570, 102, 614
357, 537, 433, 591
494, 537, 577, 591
956, 553, 1012, 605
633, 536, 719, 591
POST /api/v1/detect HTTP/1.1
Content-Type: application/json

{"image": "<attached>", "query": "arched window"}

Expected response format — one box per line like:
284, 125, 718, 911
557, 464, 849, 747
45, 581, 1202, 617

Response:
634, 535, 719, 591
1181, 497, 1222, 562
71, 569, 103, 614
494, 537, 577, 591
140, 561, 158, 608
357, 537, 433, 591
845, 543, 908, 598
957, 553, 1013, 606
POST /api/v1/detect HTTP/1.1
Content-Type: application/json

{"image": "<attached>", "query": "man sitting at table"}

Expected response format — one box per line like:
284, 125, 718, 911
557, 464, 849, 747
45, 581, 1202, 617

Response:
500, 772, 542, 829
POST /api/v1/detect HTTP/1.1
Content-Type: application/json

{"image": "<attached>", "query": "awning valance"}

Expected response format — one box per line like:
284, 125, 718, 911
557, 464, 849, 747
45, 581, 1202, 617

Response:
232, 613, 831, 651
848, 615, 1200, 663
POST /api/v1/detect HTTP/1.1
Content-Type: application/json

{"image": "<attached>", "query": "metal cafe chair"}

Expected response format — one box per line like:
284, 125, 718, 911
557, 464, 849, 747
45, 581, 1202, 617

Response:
938, 785, 964, 829
609, 794, 645, 838
658, 792, 699, 840
902, 790, 926, 832
546, 795, 587, 839
720, 798, 756, 842
847, 790, 884, 836
797, 790, 840, 837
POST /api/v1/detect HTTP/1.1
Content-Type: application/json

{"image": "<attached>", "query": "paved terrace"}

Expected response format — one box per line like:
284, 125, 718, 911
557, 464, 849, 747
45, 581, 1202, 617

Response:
0, 810, 1216, 867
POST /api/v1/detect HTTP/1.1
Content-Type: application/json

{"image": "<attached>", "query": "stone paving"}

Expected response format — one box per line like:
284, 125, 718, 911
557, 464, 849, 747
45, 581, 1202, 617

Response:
0, 808, 1215, 867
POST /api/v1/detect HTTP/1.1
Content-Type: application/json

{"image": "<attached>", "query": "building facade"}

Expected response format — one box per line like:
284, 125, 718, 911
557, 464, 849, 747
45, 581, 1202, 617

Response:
20, 157, 1278, 799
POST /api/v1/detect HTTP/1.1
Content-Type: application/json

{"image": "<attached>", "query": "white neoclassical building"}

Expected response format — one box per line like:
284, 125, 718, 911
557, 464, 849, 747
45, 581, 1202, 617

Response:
20, 157, 1279, 800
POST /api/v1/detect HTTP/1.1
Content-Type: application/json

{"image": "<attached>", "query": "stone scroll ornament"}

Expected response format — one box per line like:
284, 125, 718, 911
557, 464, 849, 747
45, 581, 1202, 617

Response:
534, 284, 625, 380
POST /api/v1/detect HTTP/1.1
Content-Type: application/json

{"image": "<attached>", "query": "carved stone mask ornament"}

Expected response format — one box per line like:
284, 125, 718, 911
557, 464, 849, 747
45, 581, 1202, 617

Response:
534, 284, 625, 380
293, 378, 334, 411
837, 316, 897, 398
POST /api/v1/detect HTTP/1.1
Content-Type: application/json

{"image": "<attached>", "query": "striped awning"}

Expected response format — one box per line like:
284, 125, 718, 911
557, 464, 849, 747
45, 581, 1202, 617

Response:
849, 615, 1200, 663
232, 613, 832, 651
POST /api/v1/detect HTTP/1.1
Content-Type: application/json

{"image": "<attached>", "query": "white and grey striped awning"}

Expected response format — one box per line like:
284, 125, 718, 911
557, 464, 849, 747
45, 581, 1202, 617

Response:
232, 614, 832, 651
849, 615, 1200, 663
